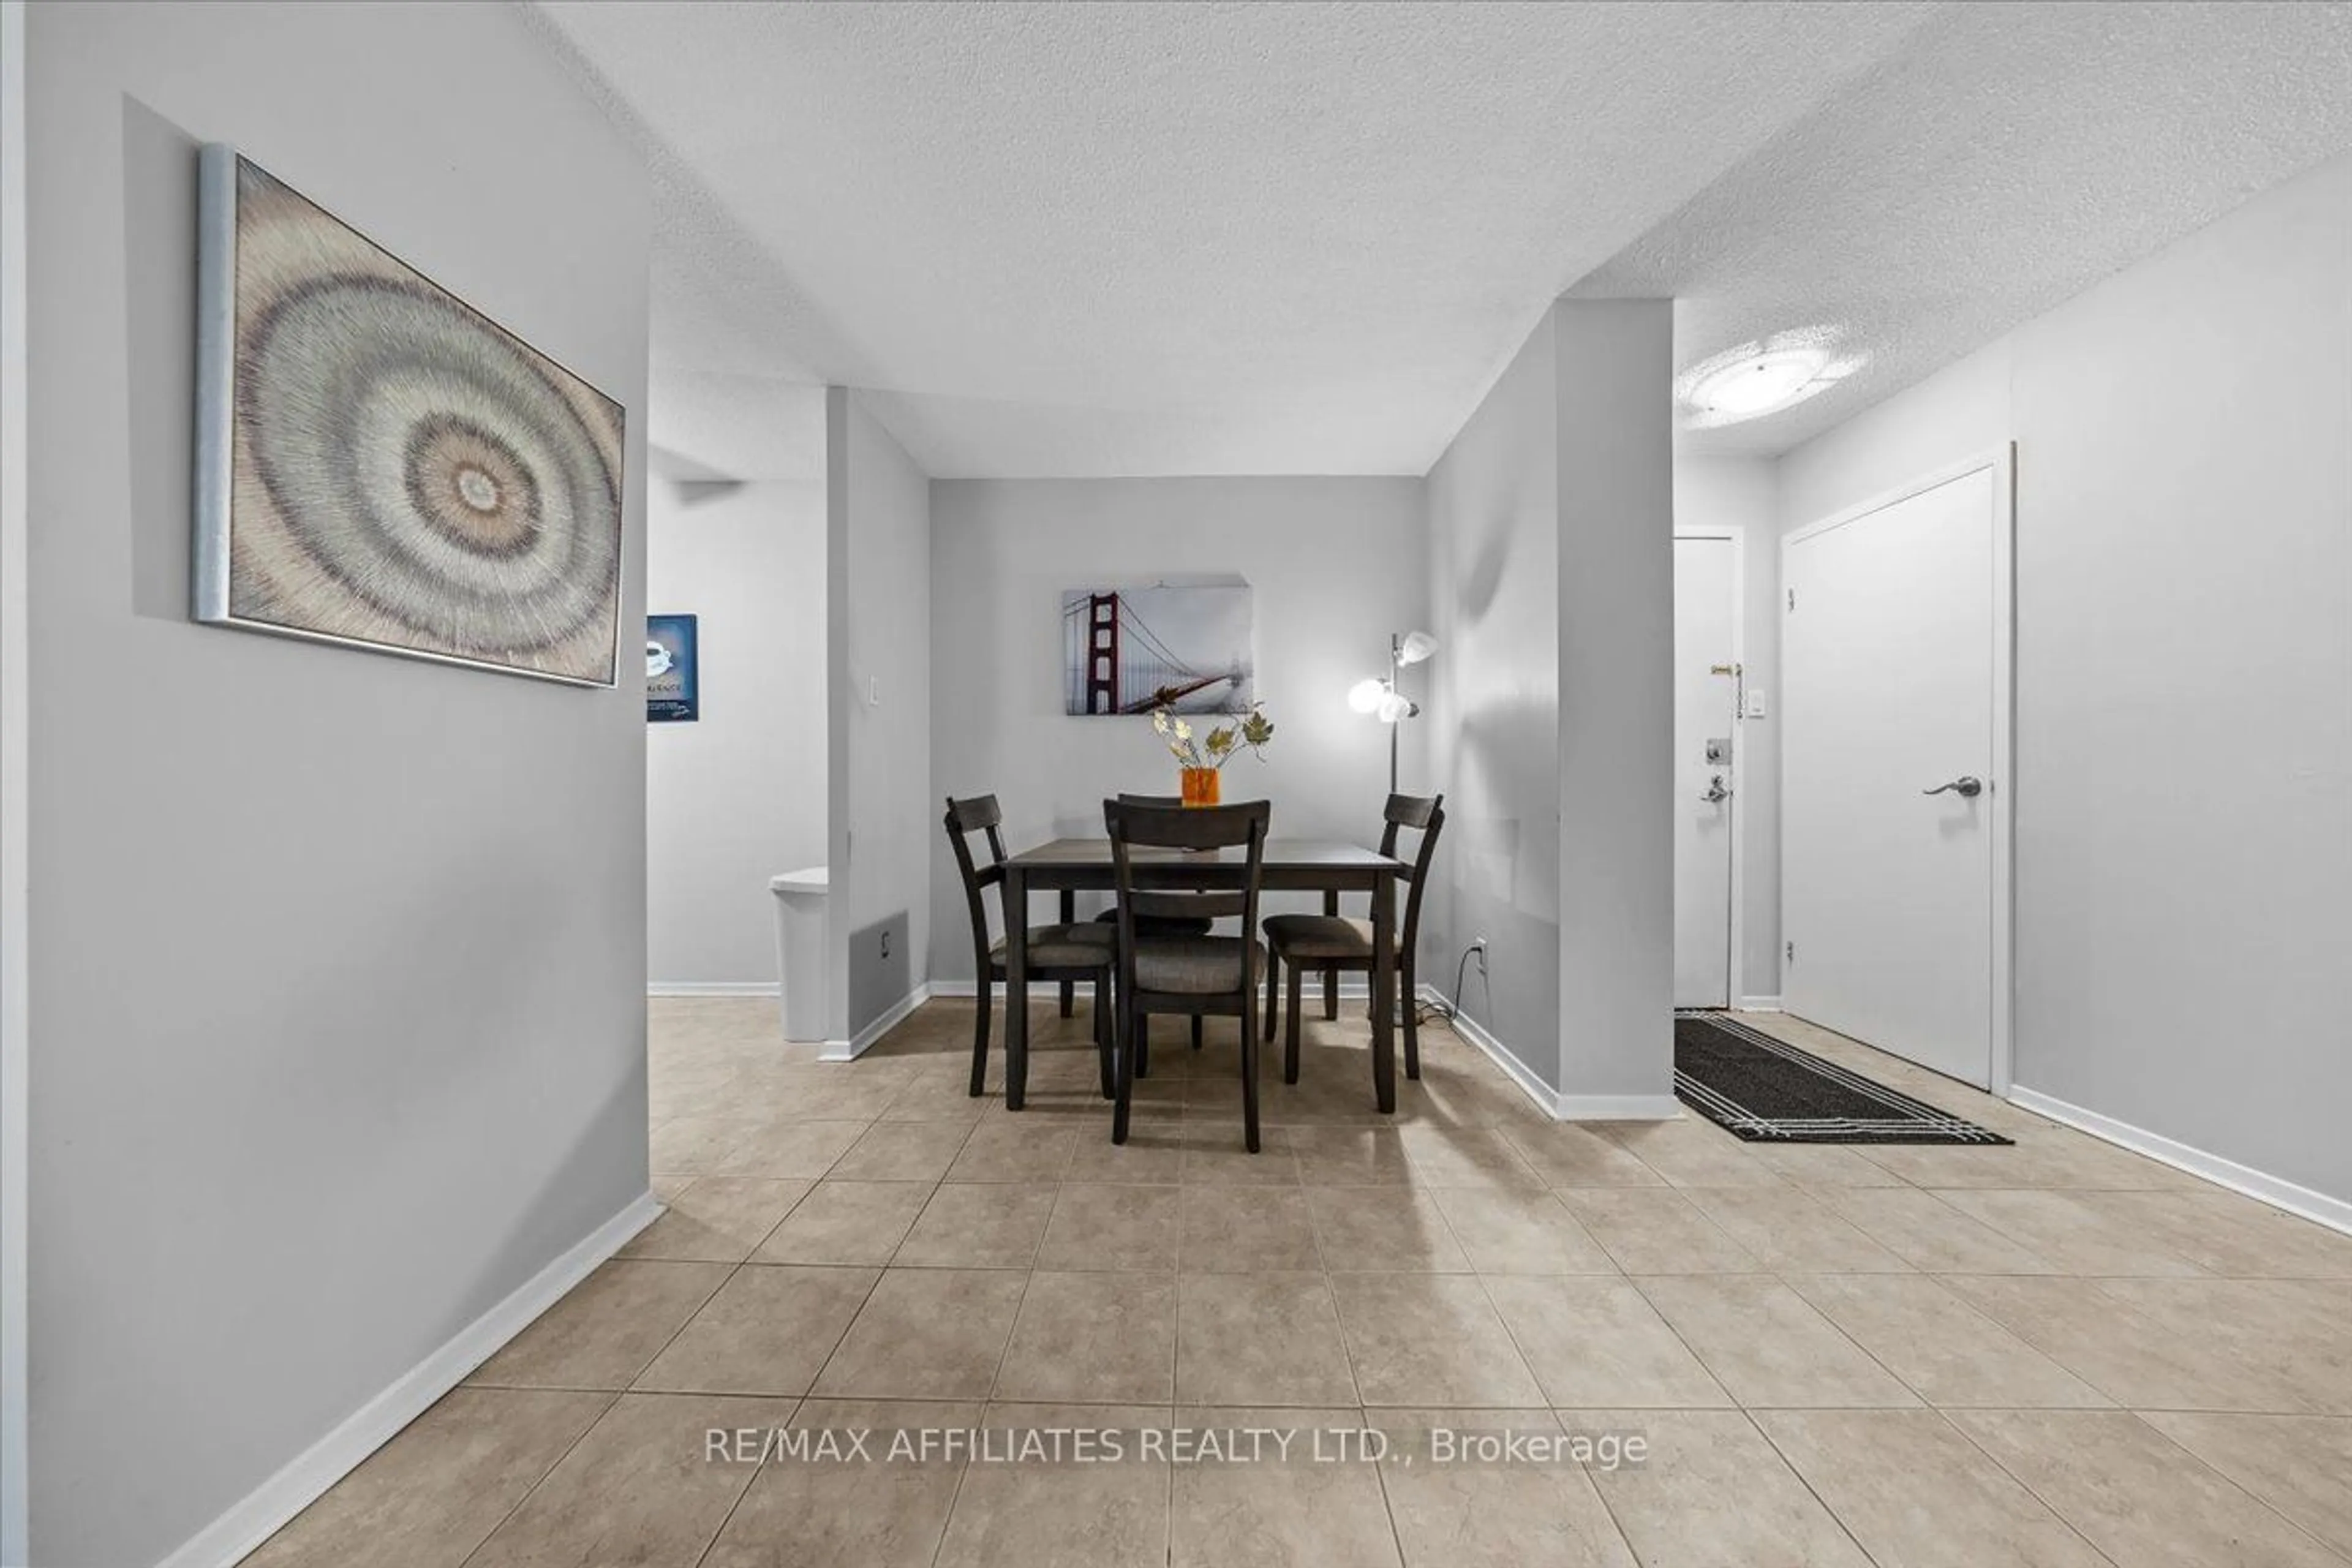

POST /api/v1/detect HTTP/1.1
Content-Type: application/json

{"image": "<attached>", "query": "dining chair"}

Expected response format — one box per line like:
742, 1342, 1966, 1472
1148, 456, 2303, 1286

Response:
944, 794, 1118, 1099
1104, 797, 1272, 1150
1261, 793, 1446, 1085
1064, 793, 1215, 1061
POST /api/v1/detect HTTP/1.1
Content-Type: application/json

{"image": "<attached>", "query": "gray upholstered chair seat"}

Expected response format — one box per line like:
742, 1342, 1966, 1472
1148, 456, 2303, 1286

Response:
1261, 914, 1376, 960
1133, 935, 1267, 993
990, 922, 1119, 970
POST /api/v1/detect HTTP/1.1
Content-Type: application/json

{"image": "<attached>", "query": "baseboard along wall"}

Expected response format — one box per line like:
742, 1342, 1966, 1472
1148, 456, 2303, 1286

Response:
2010, 1084, 2352, 1240
646, 981, 778, 998
823, 982, 930, 1062
1425, 987, 1684, 1123
157, 1191, 662, 1568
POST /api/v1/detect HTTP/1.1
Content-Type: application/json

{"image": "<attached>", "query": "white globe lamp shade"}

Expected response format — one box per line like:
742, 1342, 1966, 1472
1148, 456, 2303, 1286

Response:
1347, 677, 1388, 714
1689, 349, 1827, 418
1376, 690, 1415, 724
1396, 630, 1438, 666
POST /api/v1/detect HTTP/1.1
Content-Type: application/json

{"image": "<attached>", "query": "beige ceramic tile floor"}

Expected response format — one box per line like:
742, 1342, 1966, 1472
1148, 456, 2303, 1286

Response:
242, 997, 2352, 1567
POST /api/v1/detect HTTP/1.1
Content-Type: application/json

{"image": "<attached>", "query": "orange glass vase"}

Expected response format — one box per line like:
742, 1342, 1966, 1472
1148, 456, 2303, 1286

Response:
1180, 766, 1221, 807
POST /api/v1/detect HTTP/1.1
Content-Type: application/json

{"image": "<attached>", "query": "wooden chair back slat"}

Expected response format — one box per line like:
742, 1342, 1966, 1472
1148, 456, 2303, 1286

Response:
943, 793, 1009, 974
1384, 791, 1439, 831
1106, 798, 1264, 851
1394, 794, 1446, 955
1376, 792, 1444, 889
948, 793, 1003, 831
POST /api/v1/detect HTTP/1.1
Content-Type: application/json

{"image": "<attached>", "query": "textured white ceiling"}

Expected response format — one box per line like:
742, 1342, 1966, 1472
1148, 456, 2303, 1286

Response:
524, 0, 1937, 476
526, 1, 2352, 478
1590, 1, 2352, 456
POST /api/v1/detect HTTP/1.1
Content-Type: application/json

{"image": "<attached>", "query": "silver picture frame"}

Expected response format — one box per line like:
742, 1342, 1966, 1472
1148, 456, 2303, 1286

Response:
192, 143, 627, 687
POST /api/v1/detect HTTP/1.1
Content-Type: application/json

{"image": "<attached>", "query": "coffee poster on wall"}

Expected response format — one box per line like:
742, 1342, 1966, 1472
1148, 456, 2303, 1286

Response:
646, 614, 699, 723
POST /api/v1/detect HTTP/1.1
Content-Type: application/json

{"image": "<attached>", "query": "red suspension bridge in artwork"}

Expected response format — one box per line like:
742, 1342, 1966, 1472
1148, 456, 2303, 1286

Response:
1064, 591, 1245, 715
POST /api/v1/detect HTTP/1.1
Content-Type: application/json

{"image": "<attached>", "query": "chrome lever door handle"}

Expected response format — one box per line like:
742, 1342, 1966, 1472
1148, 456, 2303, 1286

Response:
1923, 776, 1984, 798
1699, 774, 1730, 804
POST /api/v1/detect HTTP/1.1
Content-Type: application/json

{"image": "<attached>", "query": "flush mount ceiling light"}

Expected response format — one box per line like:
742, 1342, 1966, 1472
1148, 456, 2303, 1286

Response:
1691, 349, 1827, 415
1678, 329, 1864, 428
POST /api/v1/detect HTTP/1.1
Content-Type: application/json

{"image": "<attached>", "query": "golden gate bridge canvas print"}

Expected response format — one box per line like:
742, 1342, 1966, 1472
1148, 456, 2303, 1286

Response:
1061, 584, 1256, 716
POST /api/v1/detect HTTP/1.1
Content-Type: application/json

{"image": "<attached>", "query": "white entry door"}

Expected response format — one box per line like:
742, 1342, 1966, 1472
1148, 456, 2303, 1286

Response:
1673, 535, 1739, 1009
1783, 453, 2010, 1088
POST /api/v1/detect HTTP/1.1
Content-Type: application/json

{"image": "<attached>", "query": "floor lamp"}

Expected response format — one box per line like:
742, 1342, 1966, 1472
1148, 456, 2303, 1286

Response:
1348, 630, 1438, 794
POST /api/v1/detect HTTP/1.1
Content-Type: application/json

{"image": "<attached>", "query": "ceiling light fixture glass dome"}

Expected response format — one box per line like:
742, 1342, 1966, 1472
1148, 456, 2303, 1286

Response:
1691, 349, 1828, 417
1677, 328, 1863, 428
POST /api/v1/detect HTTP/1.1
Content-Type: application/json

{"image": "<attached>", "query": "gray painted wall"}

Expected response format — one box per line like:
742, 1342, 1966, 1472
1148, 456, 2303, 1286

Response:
838, 396, 933, 1035
646, 477, 829, 986
24, 4, 650, 1562
1555, 301, 1675, 1104
927, 477, 1427, 984
1769, 149, 2352, 1206
1423, 318, 1564, 1085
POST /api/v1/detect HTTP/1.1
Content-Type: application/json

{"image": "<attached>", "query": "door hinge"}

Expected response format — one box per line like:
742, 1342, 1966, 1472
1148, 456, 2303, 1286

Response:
1787, 588, 1796, 612
1785, 940, 1795, 964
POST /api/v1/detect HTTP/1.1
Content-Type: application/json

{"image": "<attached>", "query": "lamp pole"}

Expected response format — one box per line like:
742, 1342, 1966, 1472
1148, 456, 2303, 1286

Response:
1352, 631, 1431, 798
1387, 633, 1402, 797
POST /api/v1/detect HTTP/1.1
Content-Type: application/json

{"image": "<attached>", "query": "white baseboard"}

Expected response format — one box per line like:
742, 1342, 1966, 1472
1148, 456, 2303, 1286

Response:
1738, 995, 1783, 1012
158, 1190, 663, 1568
1423, 987, 1682, 1123
1293, 977, 1379, 1000
1555, 1093, 1687, 1120
927, 979, 1057, 1000
2008, 1085, 2352, 1240
1429, 992, 1557, 1118
647, 981, 778, 998
822, 982, 930, 1063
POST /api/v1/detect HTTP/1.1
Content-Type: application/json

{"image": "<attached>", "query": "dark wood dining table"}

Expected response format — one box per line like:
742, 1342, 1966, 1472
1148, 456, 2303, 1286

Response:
1000, 837, 1408, 1114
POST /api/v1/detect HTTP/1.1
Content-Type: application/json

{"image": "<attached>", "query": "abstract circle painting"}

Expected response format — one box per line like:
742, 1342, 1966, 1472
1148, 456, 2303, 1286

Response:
195, 150, 626, 685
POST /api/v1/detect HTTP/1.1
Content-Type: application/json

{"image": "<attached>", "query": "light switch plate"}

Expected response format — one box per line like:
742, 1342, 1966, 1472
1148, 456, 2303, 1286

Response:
1744, 692, 1768, 719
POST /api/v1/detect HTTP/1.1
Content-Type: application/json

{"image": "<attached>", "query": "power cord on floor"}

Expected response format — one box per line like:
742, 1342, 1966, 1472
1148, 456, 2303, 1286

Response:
1421, 941, 1488, 1025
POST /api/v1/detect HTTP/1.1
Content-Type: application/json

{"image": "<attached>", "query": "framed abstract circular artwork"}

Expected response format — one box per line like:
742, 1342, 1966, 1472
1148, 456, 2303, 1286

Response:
192, 145, 627, 685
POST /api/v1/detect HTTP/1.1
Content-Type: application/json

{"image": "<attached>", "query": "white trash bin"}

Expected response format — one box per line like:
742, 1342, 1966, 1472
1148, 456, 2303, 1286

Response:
769, 867, 829, 1043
